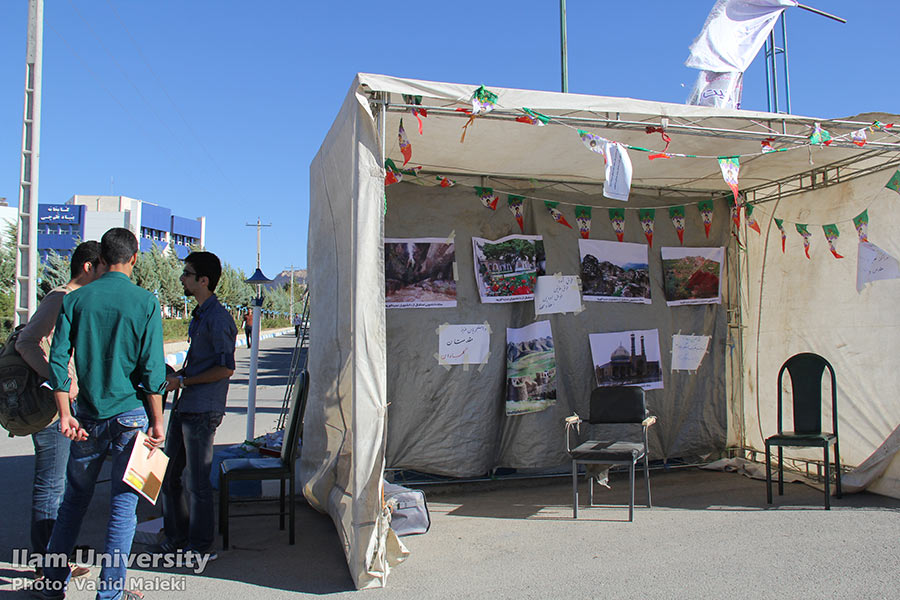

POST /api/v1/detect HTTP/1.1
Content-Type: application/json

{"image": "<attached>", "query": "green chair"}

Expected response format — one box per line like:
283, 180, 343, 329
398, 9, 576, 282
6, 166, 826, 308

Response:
766, 353, 842, 509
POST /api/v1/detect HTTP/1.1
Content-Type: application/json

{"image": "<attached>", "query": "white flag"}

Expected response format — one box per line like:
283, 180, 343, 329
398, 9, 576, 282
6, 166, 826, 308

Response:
686, 0, 797, 73
857, 241, 900, 293
602, 141, 632, 202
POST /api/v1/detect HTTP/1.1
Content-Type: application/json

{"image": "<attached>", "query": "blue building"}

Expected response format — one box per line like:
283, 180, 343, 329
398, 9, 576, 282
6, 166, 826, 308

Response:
37, 195, 205, 261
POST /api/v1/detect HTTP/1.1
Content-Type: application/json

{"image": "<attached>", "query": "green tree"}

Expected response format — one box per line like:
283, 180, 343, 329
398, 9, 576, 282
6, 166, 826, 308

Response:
0, 222, 17, 338
39, 250, 71, 298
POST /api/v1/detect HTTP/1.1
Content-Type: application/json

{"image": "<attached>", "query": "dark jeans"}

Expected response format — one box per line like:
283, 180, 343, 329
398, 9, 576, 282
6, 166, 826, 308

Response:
244, 326, 252, 348
31, 420, 71, 556
44, 407, 148, 600
162, 411, 223, 552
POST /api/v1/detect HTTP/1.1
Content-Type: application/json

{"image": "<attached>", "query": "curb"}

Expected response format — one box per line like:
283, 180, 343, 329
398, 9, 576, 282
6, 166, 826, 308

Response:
165, 328, 294, 368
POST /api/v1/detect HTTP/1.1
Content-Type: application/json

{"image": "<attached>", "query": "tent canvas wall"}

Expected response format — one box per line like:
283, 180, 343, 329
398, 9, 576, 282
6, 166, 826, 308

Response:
305, 73, 900, 588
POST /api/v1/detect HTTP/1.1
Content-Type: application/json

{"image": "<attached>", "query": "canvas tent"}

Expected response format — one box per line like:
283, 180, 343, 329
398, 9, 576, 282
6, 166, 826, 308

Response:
304, 73, 900, 588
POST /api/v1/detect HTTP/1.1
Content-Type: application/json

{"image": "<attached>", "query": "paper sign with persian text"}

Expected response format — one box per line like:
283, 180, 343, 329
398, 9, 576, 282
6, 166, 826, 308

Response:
534, 275, 582, 315
671, 334, 710, 371
857, 241, 900, 292
438, 324, 491, 365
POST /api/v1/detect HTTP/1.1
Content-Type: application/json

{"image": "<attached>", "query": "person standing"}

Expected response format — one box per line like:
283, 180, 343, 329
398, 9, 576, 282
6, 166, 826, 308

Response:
153, 251, 236, 559
292, 312, 302, 337
16, 241, 104, 580
242, 308, 253, 348
41, 228, 167, 600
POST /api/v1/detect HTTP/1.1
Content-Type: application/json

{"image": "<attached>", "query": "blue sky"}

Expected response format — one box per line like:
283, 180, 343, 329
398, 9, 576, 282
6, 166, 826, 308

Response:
1, 1, 896, 275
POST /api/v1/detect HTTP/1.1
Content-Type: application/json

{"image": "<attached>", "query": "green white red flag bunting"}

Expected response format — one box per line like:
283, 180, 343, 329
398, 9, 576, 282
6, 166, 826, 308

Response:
384, 158, 402, 186
436, 176, 456, 188
638, 208, 655, 247
744, 204, 760, 234
578, 129, 606, 155
774, 218, 787, 253
517, 107, 551, 126
730, 204, 740, 230
851, 129, 867, 147
853, 210, 868, 242
401, 94, 427, 135
698, 200, 714, 239
717, 157, 740, 204
609, 208, 625, 242
575, 206, 592, 239
668, 205, 685, 244
822, 224, 843, 259
809, 123, 833, 146
398, 119, 412, 166
886, 170, 900, 194
461, 85, 499, 142
474, 186, 499, 210
508, 195, 526, 232
796, 223, 812, 259
545, 201, 573, 229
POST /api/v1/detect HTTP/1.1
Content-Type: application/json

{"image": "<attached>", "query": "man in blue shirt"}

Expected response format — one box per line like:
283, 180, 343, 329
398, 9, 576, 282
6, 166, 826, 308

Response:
154, 251, 236, 559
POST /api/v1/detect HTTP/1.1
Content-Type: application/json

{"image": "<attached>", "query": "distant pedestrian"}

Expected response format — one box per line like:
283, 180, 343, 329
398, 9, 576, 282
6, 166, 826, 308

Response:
292, 312, 302, 337
242, 309, 253, 348
152, 251, 236, 560
15, 241, 104, 581
41, 228, 167, 600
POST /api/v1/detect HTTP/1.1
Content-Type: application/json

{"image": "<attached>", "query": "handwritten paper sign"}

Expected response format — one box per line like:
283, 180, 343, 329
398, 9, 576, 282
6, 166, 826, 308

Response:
535, 275, 582, 315
603, 141, 633, 202
671, 334, 710, 371
857, 241, 900, 292
438, 324, 491, 365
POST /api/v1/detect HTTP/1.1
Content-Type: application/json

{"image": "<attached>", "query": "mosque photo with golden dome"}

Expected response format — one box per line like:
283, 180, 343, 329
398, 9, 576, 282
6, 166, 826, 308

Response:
589, 329, 663, 390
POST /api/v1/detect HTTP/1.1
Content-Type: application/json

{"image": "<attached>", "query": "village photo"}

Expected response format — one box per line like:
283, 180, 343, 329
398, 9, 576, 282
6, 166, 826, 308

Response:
661, 246, 724, 306
579, 239, 651, 303
589, 328, 663, 390
384, 237, 457, 308
506, 320, 557, 415
472, 234, 545, 304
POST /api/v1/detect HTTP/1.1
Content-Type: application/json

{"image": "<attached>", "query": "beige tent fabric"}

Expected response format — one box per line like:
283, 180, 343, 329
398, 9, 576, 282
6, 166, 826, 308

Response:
306, 74, 900, 588
305, 76, 406, 589
739, 165, 900, 499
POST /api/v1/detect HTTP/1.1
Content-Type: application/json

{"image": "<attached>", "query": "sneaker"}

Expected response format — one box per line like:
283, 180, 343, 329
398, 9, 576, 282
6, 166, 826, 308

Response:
69, 563, 91, 578
184, 547, 217, 564
146, 539, 183, 554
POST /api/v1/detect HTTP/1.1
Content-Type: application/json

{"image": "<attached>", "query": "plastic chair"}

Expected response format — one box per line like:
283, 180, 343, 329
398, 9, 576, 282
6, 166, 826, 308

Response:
219, 370, 308, 549
565, 386, 656, 521
765, 353, 842, 509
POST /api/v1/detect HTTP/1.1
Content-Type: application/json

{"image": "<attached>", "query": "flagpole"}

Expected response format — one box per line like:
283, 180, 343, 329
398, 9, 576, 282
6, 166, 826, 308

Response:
559, 0, 568, 93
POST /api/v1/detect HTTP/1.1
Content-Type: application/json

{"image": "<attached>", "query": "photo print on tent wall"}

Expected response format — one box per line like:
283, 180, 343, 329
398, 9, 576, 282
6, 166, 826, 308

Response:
661, 246, 725, 306
589, 329, 663, 390
472, 234, 545, 304
385, 237, 457, 308
506, 321, 557, 416
579, 239, 651, 303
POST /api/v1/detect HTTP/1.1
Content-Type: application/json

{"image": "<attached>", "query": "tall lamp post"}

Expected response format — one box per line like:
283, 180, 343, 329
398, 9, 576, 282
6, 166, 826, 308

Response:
244, 267, 271, 441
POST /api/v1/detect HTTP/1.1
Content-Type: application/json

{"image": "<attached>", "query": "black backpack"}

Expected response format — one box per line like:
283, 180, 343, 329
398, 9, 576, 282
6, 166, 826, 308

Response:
0, 328, 59, 437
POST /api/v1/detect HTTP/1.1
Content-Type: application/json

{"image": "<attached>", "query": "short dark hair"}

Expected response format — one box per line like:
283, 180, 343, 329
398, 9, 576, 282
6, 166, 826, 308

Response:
70, 241, 101, 279
184, 251, 222, 292
100, 228, 138, 265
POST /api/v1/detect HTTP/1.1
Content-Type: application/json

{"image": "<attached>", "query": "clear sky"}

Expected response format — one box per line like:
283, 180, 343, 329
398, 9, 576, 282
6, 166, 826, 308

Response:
1, 1, 896, 276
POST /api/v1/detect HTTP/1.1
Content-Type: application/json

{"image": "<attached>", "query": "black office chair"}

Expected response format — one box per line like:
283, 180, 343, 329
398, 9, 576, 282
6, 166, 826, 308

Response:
766, 353, 842, 509
219, 370, 308, 548
565, 386, 656, 521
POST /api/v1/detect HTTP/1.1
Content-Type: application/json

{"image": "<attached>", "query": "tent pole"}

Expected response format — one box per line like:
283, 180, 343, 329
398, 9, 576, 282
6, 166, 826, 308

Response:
559, 0, 568, 93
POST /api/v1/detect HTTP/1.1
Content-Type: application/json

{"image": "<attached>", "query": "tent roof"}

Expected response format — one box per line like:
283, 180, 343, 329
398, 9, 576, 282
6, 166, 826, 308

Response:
358, 73, 900, 203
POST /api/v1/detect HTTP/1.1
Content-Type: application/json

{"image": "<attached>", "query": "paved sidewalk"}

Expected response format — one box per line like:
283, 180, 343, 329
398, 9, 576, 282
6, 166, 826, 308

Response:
1, 333, 899, 598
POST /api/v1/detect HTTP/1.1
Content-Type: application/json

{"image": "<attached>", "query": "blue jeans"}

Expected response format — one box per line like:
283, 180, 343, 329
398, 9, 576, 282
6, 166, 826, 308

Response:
31, 420, 71, 556
162, 411, 223, 552
44, 407, 148, 600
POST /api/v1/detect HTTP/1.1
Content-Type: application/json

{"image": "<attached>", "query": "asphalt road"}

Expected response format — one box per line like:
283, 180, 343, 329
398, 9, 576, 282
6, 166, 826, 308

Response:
2, 333, 899, 598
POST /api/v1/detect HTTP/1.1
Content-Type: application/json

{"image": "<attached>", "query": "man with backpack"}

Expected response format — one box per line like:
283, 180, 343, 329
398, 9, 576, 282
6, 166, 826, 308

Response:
15, 241, 104, 580
39, 228, 167, 600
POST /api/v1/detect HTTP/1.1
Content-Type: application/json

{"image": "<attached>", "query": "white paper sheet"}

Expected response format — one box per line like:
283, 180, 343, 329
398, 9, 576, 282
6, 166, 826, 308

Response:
534, 275, 582, 315
603, 141, 633, 202
438, 324, 491, 365
857, 241, 900, 292
671, 334, 710, 371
